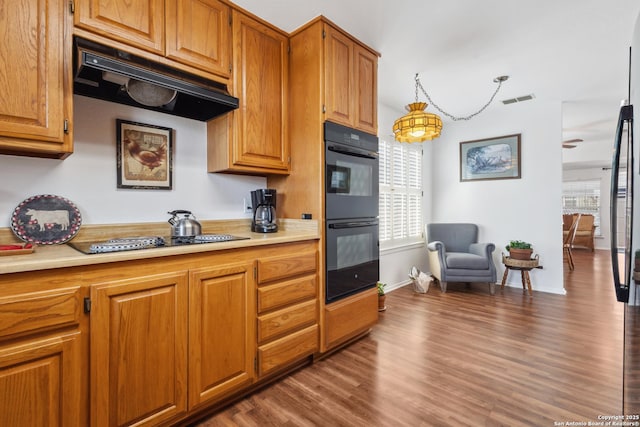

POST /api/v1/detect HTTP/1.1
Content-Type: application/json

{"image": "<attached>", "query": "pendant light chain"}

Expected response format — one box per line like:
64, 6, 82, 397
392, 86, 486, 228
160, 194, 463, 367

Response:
414, 73, 508, 122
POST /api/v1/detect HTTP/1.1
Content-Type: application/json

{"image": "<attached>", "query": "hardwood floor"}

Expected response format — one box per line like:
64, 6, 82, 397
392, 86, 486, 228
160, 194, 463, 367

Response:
193, 249, 623, 426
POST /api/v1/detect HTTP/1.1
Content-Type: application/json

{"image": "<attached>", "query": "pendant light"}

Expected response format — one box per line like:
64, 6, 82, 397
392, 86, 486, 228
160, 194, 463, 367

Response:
393, 73, 509, 143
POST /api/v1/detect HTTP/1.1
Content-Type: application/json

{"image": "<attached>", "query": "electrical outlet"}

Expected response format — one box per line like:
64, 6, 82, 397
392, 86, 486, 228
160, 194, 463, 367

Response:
243, 198, 252, 214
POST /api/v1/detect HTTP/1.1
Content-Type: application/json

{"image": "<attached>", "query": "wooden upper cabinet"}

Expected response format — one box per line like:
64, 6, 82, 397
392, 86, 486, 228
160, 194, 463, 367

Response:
75, 0, 165, 54
207, 10, 289, 175
354, 45, 378, 135
324, 25, 354, 128
75, 0, 231, 78
323, 23, 378, 134
0, 0, 73, 158
166, 0, 231, 77
231, 10, 289, 172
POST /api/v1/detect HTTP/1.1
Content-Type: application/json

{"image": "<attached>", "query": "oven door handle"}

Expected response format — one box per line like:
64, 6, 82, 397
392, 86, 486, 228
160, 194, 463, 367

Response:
327, 145, 378, 159
329, 220, 378, 229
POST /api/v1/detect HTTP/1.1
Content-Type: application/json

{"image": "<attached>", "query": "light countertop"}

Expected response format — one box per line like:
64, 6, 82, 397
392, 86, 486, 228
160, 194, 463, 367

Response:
0, 218, 319, 275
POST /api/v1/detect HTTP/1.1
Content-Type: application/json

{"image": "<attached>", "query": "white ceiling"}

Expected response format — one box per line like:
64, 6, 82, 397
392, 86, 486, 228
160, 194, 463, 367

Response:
232, 0, 640, 167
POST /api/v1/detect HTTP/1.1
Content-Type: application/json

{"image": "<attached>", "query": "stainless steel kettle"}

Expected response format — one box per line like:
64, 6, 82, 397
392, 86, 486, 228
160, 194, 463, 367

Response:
167, 210, 202, 238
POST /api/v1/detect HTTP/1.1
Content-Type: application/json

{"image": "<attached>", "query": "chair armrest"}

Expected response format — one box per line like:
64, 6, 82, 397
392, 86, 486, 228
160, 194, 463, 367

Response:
469, 242, 496, 257
469, 243, 497, 276
427, 241, 445, 253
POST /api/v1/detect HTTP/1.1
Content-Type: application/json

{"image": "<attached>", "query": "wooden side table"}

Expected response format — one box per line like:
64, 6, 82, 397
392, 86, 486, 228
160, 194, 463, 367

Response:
501, 254, 543, 296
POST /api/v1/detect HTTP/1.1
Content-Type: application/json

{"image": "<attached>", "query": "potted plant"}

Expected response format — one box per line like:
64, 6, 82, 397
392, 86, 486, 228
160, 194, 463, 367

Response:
377, 281, 387, 312
506, 240, 533, 260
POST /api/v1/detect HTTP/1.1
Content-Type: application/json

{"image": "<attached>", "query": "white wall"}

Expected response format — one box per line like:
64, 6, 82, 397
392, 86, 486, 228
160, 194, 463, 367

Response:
429, 99, 565, 294
0, 96, 266, 227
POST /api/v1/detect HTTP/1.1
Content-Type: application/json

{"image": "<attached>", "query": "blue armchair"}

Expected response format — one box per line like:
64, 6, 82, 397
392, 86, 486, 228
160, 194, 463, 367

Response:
426, 223, 497, 295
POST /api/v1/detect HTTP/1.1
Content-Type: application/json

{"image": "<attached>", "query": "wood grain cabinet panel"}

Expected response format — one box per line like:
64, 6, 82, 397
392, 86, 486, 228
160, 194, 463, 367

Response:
0, 287, 81, 339
256, 248, 319, 377
257, 251, 317, 284
0, 0, 73, 158
323, 23, 378, 134
258, 299, 317, 343
207, 10, 289, 175
75, 0, 165, 54
257, 275, 317, 313
324, 288, 378, 350
0, 332, 82, 427
354, 45, 378, 135
90, 272, 188, 427
188, 263, 255, 409
75, 0, 231, 79
257, 325, 318, 377
324, 25, 354, 128
165, 0, 231, 77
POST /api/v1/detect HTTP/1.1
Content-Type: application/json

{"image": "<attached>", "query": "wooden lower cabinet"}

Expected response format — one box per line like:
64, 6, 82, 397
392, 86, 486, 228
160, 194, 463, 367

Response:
0, 274, 85, 427
90, 271, 189, 427
188, 262, 255, 409
256, 250, 319, 377
324, 288, 378, 351
0, 331, 82, 427
0, 239, 323, 426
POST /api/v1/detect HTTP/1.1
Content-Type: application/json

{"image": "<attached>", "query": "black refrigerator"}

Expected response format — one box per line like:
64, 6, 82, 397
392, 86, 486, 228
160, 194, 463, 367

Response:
611, 12, 640, 415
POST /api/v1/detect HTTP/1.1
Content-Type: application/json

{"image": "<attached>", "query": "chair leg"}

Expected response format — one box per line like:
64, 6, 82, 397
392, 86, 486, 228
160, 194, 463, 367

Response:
489, 283, 495, 296
568, 248, 574, 271
440, 281, 447, 293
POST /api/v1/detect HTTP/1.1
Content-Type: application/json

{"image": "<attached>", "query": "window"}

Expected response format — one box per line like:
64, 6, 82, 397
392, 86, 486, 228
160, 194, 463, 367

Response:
562, 180, 601, 236
379, 139, 423, 248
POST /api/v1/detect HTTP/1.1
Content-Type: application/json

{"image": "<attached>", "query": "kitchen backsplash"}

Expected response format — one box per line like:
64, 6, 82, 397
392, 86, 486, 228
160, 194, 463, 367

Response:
0, 96, 266, 227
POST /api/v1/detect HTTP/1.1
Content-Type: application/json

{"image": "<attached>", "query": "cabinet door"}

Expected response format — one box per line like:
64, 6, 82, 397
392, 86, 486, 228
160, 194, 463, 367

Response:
166, 0, 231, 77
354, 45, 378, 134
0, 332, 82, 427
324, 287, 378, 351
75, 0, 165, 54
0, 0, 72, 158
90, 272, 188, 427
188, 262, 255, 409
231, 11, 289, 172
324, 24, 354, 128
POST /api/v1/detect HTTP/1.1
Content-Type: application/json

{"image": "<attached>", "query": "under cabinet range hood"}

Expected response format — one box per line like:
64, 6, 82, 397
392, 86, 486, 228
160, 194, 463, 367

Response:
73, 37, 239, 121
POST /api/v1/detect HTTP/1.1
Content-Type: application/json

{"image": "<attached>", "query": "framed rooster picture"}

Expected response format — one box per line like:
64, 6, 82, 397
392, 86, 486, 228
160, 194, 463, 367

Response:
116, 119, 173, 190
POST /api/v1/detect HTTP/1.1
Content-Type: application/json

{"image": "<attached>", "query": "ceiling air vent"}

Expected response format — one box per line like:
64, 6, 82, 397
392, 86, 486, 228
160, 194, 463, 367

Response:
502, 94, 535, 105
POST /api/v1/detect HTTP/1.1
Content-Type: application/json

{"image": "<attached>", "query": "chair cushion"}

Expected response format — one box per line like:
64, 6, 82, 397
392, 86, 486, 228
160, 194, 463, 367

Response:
445, 252, 489, 270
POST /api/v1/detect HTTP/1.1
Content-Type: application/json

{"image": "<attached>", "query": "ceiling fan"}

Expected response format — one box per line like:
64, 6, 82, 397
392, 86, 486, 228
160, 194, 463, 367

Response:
562, 138, 584, 149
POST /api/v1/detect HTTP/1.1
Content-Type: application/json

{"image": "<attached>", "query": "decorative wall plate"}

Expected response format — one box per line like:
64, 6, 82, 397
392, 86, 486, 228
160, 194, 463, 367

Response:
11, 195, 82, 244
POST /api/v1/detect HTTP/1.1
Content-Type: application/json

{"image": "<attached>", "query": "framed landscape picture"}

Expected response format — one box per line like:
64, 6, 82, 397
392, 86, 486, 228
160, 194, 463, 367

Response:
460, 134, 521, 182
116, 119, 173, 190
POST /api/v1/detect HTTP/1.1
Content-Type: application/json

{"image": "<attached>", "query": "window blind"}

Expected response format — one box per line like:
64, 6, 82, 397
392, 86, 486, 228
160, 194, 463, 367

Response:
379, 139, 423, 247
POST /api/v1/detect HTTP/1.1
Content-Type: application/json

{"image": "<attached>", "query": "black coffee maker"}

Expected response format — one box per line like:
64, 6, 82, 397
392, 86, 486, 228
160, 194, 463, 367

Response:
251, 189, 278, 233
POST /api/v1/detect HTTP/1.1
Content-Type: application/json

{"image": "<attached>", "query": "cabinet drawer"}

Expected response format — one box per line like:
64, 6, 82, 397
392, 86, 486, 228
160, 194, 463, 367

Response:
258, 324, 318, 377
257, 251, 317, 284
0, 288, 82, 339
324, 288, 378, 350
257, 275, 316, 313
258, 299, 316, 344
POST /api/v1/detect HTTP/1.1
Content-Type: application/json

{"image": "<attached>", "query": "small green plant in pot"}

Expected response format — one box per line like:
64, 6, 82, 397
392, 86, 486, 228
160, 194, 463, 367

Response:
377, 281, 387, 312
506, 240, 533, 260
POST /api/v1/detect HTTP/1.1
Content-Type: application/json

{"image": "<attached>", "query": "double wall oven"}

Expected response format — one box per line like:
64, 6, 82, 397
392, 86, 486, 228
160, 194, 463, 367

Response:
324, 121, 379, 303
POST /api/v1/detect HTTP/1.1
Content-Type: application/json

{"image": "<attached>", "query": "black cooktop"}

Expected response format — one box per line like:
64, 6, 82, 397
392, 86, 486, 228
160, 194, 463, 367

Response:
69, 234, 250, 255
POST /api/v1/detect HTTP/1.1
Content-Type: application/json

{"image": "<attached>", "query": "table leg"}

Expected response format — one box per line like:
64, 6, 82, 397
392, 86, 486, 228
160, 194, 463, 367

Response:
501, 267, 509, 289
520, 270, 526, 292
524, 271, 533, 296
